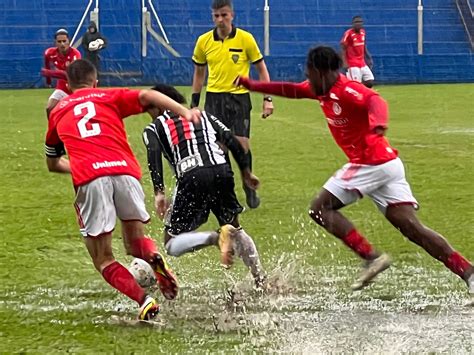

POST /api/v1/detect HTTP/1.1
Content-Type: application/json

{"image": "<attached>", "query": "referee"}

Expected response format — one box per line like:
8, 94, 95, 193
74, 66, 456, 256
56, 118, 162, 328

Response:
191, 0, 274, 209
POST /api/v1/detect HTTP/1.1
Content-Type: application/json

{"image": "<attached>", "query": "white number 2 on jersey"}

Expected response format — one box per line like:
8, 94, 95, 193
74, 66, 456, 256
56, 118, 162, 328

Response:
75, 101, 101, 138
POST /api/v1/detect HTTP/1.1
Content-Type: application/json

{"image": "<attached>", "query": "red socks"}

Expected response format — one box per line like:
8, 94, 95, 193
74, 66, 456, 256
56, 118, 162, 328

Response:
444, 252, 472, 279
342, 229, 375, 260
129, 237, 158, 263
101, 261, 145, 305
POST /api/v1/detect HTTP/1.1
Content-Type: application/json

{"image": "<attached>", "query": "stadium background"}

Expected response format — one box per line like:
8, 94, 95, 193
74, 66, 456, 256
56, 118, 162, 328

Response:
0, 0, 473, 88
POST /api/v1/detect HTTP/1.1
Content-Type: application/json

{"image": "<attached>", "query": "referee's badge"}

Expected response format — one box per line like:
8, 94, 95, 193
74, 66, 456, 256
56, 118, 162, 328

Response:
231, 54, 239, 63
333, 102, 342, 115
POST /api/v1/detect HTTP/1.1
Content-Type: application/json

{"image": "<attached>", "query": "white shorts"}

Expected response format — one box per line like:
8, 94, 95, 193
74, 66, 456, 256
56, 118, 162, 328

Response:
48, 89, 68, 102
323, 158, 418, 214
74, 175, 150, 237
347, 66, 374, 82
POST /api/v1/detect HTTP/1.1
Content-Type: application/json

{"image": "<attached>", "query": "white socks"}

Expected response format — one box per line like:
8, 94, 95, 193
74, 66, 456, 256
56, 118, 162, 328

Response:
165, 231, 219, 257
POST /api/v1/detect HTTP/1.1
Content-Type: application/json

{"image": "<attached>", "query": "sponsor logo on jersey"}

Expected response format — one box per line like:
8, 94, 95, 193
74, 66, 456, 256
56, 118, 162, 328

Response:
68, 93, 106, 102
333, 102, 342, 115
92, 160, 128, 170
325, 117, 348, 126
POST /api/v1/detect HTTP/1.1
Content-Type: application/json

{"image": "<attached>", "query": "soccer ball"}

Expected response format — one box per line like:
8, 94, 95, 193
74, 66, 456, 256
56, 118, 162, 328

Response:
129, 258, 157, 288
88, 39, 103, 51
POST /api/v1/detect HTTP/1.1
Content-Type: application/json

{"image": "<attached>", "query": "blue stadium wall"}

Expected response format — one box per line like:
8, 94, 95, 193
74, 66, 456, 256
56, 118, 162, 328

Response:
0, 0, 472, 88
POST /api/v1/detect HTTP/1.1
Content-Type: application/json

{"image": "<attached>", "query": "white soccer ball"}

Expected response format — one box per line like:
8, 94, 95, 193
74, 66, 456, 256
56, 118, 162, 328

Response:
88, 39, 101, 51
129, 258, 157, 288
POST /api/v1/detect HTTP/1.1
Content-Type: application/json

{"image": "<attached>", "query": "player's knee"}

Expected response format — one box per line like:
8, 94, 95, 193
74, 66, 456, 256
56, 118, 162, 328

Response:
309, 205, 325, 226
164, 241, 177, 257
164, 236, 180, 257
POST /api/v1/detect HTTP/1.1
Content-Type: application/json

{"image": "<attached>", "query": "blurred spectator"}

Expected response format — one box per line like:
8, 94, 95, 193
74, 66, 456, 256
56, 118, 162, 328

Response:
81, 21, 107, 72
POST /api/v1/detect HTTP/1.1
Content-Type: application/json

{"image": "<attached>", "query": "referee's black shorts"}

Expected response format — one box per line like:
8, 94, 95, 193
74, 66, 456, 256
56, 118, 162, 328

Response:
205, 92, 252, 138
165, 164, 243, 235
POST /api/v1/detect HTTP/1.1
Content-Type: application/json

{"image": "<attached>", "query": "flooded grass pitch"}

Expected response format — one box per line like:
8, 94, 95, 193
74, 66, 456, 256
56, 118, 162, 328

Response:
2, 255, 473, 353
1, 85, 473, 352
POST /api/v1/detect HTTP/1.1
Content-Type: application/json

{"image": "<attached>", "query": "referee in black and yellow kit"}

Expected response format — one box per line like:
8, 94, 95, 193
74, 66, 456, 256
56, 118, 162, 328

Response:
191, 0, 274, 209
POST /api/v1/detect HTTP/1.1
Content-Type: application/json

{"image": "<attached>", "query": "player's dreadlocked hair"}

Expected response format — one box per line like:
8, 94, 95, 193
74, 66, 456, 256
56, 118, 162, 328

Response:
212, 0, 233, 10
306, 46, 342, 72
66, 59, 97, 89
151, 84, 187, 104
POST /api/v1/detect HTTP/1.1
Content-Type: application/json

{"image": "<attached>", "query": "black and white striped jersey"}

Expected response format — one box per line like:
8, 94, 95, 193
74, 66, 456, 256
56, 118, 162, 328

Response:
143, 110, 249, 192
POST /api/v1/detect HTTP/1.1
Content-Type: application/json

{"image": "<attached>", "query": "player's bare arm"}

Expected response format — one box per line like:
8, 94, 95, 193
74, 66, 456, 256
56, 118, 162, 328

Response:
154, 191, 170, 220
191, 65, 207, 108
46, 156, 71, 173
143, 125, 169, 219
365, 47, 373, 68
139, 90, 201, 123
43, 52, 52, 87
254, 60, 274, 118
236, 76, 316, 99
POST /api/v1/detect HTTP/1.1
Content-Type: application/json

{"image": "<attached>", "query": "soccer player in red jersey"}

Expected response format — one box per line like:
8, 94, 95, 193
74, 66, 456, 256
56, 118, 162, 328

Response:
235, 46, 474, 301
341, 16, 374, 88
43, 29, 81, 116
45, 60, 202, 320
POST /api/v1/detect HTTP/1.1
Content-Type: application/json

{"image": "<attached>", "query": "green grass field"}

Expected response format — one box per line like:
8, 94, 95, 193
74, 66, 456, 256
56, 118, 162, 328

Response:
1, 84, 473, 353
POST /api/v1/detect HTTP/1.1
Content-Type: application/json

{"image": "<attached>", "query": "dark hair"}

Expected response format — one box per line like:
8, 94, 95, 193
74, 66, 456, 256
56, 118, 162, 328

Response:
352, 15, 363, 21
55, 28, 69, 39
306, 46, 342, 72
66, 59, 97, 88
212, 0, 233, 10
151, 84, 186, 104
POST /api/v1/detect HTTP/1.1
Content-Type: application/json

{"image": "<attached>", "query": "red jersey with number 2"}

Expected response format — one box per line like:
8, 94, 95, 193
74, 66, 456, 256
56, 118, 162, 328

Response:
46, 88, 145, 187
341, 28, 366, 68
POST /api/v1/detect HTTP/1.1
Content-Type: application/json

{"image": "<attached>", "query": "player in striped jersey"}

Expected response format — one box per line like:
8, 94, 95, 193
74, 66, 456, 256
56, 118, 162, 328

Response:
142, 84, 265, 287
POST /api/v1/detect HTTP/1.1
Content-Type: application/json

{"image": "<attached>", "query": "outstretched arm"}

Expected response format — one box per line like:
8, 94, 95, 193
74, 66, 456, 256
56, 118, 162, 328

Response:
41, 68, 67, 81
43, 52, 52, 87
139, 90, 201, 123
236, 77, 317, 99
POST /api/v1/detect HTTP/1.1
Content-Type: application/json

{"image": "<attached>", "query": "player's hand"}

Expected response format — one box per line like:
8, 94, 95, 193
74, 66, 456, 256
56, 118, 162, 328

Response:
242, 170, 260, 190
154, 192, 170, 220
233, 76, 249, 88
262, 100, 274, 119
183, 108, 201, 124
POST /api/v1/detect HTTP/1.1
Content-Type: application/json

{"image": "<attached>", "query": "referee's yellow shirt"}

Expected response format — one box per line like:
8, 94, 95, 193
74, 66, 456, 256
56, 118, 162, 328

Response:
192, 26, 263, 94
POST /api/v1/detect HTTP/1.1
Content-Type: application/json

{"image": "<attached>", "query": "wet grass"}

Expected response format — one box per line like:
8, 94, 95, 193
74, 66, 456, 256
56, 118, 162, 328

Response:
0, 84, 473, 352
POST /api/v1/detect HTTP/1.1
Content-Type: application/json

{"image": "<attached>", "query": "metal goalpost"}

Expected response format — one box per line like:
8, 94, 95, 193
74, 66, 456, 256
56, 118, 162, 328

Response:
69, 0, 180, 57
